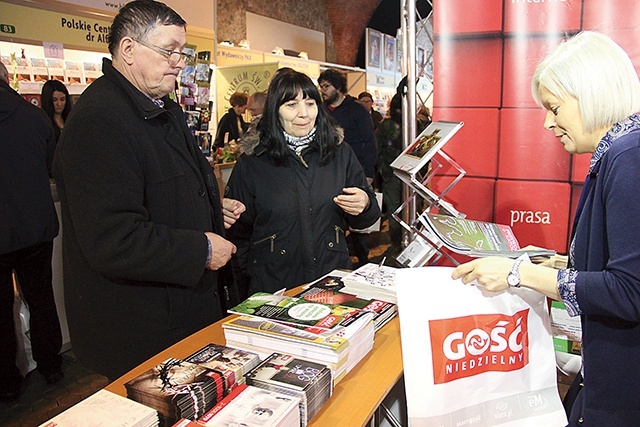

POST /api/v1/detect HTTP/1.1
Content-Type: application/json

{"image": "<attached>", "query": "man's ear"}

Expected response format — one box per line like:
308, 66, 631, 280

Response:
119, 37, 135, 65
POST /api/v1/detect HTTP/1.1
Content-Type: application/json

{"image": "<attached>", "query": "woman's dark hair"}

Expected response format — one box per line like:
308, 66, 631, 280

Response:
258, 68, 340, 165
108, 0, 186, 55
389, 93, 402, 125
41, 79, 72, 122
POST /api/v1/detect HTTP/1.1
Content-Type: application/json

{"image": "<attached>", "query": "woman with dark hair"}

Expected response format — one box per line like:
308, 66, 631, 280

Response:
41, 79, 72, 142
226, 68, 380, 296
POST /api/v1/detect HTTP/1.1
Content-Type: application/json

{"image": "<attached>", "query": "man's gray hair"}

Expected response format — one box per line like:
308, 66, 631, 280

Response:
108, 0, 186, 55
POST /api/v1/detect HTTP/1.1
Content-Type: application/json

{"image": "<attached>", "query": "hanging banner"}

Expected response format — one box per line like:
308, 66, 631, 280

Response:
1, 2, 112, 50
215, 63, 278, 119
217, 46, 264, 67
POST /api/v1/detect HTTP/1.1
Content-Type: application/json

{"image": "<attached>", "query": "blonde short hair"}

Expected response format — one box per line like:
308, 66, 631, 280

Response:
531, 31, 640, 133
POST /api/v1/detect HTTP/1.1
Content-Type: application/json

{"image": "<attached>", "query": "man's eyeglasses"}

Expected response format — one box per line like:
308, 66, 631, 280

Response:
319, 83, 333, 90
133, 38, 195, 66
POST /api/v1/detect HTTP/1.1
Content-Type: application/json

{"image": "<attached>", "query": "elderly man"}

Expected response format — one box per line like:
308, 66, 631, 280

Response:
238, 91, 266, 155
53, 0, 244, 380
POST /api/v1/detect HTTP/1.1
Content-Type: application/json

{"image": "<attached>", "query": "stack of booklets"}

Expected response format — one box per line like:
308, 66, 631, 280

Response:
418, 212, 556, 259
39, 389, 158, 427
245, 352, 333, 426
223, 292, 375, 383
124, 358, 226, 425
184, 343, 261, 394
341, 263, 399, 303
172, 384, 301, 427
294, 272, 397, 331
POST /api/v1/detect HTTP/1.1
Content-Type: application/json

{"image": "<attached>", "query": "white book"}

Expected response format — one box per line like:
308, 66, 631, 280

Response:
39, 389, 158, 427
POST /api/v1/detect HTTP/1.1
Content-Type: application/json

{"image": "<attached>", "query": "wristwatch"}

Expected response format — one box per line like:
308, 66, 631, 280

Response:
507, 253, 530, 288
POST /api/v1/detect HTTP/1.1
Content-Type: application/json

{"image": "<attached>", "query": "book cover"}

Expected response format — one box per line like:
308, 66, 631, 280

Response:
228, 292, 363, 331
124, 358, 224, 422
197, 384, 301, 427
246, 352, 331, 392
222, 315, 348, 352
295, 276, 396, 329
184, 343, 260, 392
245, 353, 333, 425
390, 120, 463, 175
418, 212, 556, 258
341, 264, 398, 303
39, 389, 158, 427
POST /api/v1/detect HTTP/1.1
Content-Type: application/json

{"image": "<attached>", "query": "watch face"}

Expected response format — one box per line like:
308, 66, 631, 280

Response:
507, 273, 519, 287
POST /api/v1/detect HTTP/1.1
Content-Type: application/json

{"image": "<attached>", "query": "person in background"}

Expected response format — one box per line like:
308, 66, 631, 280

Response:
416, 105, 432, 133
319, 68, 377, 267
452, 31, 640, 426
238, 91, 267, 155
375, 93, 403, 256
226, 68, 380, 296
358, 91, 383, 131
53, 0, 245, 380
0, 62, 63, 401
215, 91, 248, 148
41, 79, 72, 143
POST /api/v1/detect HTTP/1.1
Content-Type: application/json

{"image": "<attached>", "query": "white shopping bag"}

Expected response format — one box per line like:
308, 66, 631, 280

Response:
396, 266, 567, 427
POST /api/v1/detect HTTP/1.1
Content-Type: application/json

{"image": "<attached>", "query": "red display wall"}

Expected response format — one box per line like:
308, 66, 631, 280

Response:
431, 0, 640, 256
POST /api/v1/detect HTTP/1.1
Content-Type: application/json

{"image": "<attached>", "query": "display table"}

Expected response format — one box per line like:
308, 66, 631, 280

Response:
105, 286, 403, 427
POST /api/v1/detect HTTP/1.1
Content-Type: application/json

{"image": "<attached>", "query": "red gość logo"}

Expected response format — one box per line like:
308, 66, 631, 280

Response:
429, 309, 529, 384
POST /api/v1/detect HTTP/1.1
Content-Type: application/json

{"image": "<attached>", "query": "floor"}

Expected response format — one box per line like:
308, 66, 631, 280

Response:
0, 350, 109, 427
0, 219, 571, 425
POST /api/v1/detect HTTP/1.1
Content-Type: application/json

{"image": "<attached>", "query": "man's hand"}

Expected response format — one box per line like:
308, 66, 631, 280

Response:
333, 187, 369, 216
222, 198, 246, 229
205, 232, 237, 270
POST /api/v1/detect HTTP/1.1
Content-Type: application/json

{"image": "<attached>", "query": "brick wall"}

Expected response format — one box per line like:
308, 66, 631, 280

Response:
215, 0, 379, 65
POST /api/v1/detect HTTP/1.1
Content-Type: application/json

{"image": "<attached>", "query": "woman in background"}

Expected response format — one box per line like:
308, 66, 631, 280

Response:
452, 31, 640, 426
226, 68, 380, 297
41, 80, 72, 143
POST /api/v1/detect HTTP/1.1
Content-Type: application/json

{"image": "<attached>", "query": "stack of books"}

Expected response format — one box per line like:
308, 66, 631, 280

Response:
172, 384, 301, 427
245, 352, 333, 426
341, 263, 399, 303
294, 273, 397, 331
124, 358, 226, 425
223, 292, 375, 383
39, 389, 158, 427
184, 343, 261, 393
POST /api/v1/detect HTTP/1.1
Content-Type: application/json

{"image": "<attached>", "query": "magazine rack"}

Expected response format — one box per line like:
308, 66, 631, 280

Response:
391, 149, 467, 267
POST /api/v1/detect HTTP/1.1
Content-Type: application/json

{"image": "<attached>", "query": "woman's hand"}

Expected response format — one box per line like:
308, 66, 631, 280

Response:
222, 198, 246, 229
452, 256, 514, 292
333, 187, 369, 216
452, 255, 562, 300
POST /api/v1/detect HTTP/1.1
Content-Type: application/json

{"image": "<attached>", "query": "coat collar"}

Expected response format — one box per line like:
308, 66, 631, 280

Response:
101, 58, 175, 120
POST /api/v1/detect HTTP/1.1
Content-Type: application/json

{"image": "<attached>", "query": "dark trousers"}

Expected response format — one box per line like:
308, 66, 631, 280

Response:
0, 241, 62, 385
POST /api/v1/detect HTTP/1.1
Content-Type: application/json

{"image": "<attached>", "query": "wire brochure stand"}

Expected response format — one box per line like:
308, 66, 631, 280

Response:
390, 121, 467, 268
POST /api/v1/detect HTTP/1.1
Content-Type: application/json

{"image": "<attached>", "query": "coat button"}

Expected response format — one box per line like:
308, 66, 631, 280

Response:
280, 249, 286, 255
578, 417, 584, 424
198, 188, 206, 197
328, 242, 334, 248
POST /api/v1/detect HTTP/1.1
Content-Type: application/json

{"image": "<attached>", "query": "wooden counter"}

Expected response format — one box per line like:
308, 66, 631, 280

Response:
105, 289, 403, 426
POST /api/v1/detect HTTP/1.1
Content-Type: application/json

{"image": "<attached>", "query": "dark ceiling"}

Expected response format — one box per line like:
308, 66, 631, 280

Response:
355, 0, 432, 69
